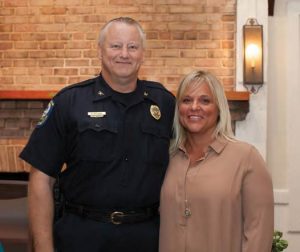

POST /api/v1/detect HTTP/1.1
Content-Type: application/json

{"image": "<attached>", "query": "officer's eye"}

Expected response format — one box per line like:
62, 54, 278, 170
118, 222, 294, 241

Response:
128, 44, 139, 51
110, 44, 122, 49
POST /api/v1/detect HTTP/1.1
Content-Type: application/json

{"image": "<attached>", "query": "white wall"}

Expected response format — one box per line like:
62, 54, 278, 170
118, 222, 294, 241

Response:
237, 0, 300, 251
235, 0, 268, 159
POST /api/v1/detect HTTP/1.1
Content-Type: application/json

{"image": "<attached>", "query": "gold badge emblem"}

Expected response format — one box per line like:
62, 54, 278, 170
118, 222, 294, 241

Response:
150, 105, 161, 120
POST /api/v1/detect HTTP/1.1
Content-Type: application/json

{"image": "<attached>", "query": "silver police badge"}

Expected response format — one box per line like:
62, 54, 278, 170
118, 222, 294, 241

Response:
150, 105, 161, 120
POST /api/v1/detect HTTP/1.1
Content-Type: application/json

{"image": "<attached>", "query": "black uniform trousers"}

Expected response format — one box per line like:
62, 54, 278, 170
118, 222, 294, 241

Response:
54, 213, 159, 252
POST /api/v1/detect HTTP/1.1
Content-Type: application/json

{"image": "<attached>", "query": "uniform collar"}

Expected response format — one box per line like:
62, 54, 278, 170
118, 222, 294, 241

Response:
178, 136, 228, 156
93, 74, 159, 105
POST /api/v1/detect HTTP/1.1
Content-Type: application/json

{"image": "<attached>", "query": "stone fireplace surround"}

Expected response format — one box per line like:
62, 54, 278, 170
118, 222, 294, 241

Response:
0, 90, 249, 178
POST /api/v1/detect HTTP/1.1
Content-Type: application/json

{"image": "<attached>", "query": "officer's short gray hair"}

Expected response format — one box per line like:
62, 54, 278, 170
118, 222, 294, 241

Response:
98, 17, 146, 48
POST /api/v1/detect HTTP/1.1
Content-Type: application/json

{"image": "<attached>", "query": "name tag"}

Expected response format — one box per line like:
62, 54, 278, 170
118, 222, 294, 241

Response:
87, 112, 106, 118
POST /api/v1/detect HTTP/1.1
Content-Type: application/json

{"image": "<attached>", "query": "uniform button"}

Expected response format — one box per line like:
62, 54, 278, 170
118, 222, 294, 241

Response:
124, 157, 128, 161
184, 208, 191, 217
95, 124, 101, 128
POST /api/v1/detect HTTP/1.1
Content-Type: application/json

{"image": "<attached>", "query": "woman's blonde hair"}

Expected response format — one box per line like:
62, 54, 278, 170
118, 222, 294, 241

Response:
170, 70, 235, 154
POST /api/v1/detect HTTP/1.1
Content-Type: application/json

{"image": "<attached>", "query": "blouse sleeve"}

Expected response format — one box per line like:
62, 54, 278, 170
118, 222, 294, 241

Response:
242, 146, 274, 252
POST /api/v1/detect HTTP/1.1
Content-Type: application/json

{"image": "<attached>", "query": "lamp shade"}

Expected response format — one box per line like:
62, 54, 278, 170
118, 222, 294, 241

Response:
243, 19, 263, 84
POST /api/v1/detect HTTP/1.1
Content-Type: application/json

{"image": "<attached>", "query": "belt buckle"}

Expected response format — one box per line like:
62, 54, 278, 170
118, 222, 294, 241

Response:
110, 211, 124, 225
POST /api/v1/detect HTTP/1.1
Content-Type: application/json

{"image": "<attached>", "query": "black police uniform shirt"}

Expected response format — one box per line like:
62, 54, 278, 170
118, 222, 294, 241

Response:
20, 75, 175, 209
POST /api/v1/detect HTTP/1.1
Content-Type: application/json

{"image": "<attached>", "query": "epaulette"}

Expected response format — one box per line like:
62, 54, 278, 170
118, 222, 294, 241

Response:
55, 76, 98, 97
143, 80, 174, 97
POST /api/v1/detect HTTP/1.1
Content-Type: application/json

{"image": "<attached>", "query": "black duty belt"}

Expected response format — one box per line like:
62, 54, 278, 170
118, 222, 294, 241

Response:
64, 201, 159, 225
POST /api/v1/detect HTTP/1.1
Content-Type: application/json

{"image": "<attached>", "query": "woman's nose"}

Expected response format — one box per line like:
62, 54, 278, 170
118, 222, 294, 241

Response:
191, 101, 200, 110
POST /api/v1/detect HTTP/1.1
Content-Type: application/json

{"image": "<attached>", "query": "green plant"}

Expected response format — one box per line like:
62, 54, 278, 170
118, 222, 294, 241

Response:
272, 230, 288, 252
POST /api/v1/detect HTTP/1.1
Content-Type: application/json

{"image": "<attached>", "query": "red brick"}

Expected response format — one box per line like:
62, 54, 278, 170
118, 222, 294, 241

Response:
0, 77, 14, 84
167, 40, 193, 49
65, 41, 92, 49
16, 76, 41, 84
0, 24, 12, 32
0, 34, 10, 40
55, 0, 81, 5
0, 8, 14, 15
180, 50, 207, 58
14, 59, 38, 67
4, 51, 28, 58
15, 42, 39, 49
65, 59, 90, 66
68, 7, 94, 15
68, 76, 90, 84
0, 60, 13, 67
195, 59, 221, 67
222, 14, 235, 22
222, 41, 234, 49
29, 51, 56, 58
0, 42, 13, 50
152, 49, 179, 57
41, 7, 68, 15
79, 68, 100, 76
28, 67, 53, 75
41, 76, 67, 85
22, 33, 47, 41
195, 40, 220, 49
208, 49, 234, 58
38, 59, 64, 67
54, 68, 79, 75
3, 0, 27, 7
83, 50, 98, 58
83, 15, 107, 23
56, 51, 82, 58
169, 6, 195, 13
159, 32, 172, 40
40, 42, 65, 49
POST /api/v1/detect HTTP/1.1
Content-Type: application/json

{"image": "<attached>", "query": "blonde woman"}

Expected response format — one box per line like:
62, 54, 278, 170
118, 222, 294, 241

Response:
159, 70, 274, 252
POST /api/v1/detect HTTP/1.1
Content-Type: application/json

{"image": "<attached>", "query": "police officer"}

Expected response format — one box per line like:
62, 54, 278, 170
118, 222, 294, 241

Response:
20, 17, 175, 252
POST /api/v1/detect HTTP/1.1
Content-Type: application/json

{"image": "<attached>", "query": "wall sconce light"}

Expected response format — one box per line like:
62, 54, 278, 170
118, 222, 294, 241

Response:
243, 18, 264, 93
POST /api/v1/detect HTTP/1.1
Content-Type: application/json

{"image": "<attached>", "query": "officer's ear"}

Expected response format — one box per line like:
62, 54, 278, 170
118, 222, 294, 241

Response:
97, 45, 102, 60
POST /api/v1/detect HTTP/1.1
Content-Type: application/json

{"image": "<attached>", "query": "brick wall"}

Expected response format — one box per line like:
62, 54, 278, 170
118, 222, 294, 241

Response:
0, 0, 236, 93
0, 0, 240, 173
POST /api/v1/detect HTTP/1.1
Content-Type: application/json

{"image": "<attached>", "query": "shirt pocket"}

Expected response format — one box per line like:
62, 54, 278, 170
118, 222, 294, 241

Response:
77, 121, 118, 162
140, 123, 170, 166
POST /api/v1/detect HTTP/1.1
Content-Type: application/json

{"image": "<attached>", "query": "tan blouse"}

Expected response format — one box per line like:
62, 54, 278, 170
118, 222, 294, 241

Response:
159, 137, 274, 252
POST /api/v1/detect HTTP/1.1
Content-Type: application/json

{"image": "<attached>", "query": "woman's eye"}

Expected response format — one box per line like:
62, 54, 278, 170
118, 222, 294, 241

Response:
182, 98, 191, 104
200, 97, 211, 104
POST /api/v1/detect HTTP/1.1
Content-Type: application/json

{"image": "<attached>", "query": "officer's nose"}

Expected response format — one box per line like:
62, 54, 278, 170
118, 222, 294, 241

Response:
120, 46, 129, 58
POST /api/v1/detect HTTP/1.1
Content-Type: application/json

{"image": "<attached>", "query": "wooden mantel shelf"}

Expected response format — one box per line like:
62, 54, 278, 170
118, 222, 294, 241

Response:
0, 90, 249, 101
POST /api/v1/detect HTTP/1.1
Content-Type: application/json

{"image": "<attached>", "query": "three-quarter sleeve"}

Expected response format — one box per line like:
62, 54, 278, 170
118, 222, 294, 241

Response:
242, 146, 274, 252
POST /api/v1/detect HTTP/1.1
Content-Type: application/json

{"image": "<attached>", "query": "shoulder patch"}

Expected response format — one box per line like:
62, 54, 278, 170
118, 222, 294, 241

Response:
37, 100, 54, 127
